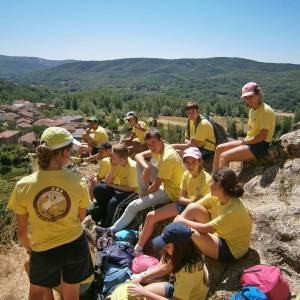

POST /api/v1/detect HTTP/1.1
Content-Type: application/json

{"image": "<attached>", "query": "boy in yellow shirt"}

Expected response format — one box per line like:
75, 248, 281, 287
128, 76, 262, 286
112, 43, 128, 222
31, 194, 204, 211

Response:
96, 129, 184, 235
122, 111, 149, 156
88, 143, 138, 227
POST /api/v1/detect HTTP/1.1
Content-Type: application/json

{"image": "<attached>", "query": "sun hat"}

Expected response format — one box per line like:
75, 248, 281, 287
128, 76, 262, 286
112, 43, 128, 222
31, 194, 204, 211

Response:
241, 82, 259, 98
87, 116, 98, 123
151, 222, 192, 251
125, 111, 137, 120
40, 127, 81, 150
183, 147, 202, 160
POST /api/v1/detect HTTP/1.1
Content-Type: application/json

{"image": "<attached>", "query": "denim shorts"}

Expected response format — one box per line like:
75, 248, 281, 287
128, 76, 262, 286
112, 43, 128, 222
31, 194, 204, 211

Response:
175, 203, 187, 214
164, 282, 174, 298
218, 237, 236, 262
246, 141, 270, 159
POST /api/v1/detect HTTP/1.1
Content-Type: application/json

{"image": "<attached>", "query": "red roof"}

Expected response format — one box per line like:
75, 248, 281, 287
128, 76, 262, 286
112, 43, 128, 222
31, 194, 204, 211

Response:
0, 130, 19, 139
19, 132, 36, 144
19, 110, 34, 118
33, 118, 55, 126
52, 119, 66, 127
16, 118, 33, 124
17, 122, 33, 128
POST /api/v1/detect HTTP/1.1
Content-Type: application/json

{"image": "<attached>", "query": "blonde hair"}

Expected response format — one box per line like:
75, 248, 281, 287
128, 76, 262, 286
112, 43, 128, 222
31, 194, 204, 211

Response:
36, 144, 72, 170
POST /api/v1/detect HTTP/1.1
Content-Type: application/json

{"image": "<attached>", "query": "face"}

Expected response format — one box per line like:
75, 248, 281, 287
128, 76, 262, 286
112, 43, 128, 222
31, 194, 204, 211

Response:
184, 156, 201, 173
163, 243, 174, 255
146, 137, 163, 153
100, 149, 111, 158
210, 178, 222, 197
89, 122, 98, 129
186, 108, 199, 120
127, 117, 135, 127
61, 146, 72, 166
110, 151, 120, 165
243, 94, 260, 108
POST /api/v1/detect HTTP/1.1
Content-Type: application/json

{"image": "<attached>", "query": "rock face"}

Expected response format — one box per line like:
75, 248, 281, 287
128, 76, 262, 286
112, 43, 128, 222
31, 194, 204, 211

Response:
207, 129, 300, 298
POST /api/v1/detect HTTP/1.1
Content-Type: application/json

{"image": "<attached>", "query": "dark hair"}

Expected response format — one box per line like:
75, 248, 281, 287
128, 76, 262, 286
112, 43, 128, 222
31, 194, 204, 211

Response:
161, 239, 203, 273
212, 167, 244, 197
185, 101, 199, 111
36, 143, 72, 170
99, 142, 112, 150
112, 143, 129, 159
144, 128, 163, 141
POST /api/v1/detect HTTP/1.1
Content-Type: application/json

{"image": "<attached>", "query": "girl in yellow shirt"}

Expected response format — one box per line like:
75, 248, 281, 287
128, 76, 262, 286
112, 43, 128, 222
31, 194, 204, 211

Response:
175, 167, 252, 261
133, 147, 211, 256
7, 127, 93, 300
128, 222, 208, 300
213, 82, 276, 170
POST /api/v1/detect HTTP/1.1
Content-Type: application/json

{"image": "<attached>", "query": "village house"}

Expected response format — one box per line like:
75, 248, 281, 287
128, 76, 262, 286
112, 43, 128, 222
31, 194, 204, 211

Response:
4, 112, 18, 122
18, 109, 34, 119
0, 130, 20, 144
16, 118, 33, 125
19, 132, 37, 149
17, 122, 33, 130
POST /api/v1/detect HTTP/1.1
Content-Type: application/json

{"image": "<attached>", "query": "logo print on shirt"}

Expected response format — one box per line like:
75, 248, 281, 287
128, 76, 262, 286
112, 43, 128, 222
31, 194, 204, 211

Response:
33, 186, 71, 222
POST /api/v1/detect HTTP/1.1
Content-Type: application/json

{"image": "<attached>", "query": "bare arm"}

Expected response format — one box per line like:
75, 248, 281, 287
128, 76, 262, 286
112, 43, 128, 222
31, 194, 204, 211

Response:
175, 215, 215, 234
140, 262, 173, 283
135, 150, 152, 169
78, 208, 86, 221
244, 129, 268, 145
16, 214, 32, 252
178, 190, 195, 205
105, 165, 117, 185
141, 177, 163, 197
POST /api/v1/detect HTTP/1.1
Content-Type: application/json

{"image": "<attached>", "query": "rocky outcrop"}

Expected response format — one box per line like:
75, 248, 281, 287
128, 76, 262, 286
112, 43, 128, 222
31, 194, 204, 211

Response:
207, 129, 300, 298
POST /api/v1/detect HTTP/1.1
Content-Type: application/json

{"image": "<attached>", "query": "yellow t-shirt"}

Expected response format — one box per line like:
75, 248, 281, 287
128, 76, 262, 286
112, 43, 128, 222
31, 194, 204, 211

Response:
133, 121, 148, 144
112, 158, 138, 193
185, 118, 216, 151
180, 169, 211, 201
173, 266, 208, 300
154, 143, 184, 201
97, 157, 111, 179
90, 126, 109, 146
7, 169, 91, 252
108, 283, 146, 300
246, 103, 276, 143
198, 194, 252, 259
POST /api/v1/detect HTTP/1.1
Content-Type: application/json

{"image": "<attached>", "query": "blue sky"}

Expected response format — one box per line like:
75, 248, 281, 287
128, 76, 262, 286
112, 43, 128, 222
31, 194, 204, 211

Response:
0, 0, 299, 63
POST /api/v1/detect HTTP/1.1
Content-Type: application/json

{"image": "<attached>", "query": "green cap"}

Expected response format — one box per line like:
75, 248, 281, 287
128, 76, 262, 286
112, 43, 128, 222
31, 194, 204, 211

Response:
87, 116, 98, 123
40, 127, 81, 150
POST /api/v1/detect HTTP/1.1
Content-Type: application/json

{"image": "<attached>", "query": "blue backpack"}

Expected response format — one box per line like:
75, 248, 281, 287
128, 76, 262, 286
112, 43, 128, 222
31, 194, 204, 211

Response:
102, 264, 132, 295
230, 286, 268, 300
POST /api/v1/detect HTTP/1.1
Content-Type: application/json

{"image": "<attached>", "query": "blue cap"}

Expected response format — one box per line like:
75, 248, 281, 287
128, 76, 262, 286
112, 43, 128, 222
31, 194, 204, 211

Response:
151, 222, 192, 250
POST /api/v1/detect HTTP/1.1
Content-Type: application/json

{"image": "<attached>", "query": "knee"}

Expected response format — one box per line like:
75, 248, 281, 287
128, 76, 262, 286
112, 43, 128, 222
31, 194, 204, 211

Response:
146, 211, 156, 222
125, 200, 140, 215
219, 152, 228, 162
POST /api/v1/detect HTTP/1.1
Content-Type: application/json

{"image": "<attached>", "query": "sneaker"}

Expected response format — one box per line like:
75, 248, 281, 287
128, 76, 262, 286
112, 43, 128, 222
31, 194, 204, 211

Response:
94, 226, 115, 238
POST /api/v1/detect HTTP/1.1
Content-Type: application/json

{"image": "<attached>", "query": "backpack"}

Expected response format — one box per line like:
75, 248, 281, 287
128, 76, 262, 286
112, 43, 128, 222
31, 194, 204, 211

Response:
132, 255, 159, 274
186, 115, 228, 146
102, 264, 132, 295
100, 242, 134, 268
230, 286, 268, 300
115, 229, 139, 245
240, 265, 290, 300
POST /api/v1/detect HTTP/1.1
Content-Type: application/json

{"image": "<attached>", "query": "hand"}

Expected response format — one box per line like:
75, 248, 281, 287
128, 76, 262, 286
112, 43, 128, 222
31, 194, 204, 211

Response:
142, 167, 150, 183
127, 283, 146, 297
174, 215, 184, 223
110, 156, 119, 166
130, 275, 144, 284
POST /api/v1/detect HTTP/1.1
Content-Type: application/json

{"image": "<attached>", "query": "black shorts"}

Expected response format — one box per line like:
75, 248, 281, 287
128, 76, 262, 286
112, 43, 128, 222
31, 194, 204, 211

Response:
218, 237, 236, 262
198, 148, 215, 159
246, 141, 270, 159
175, 202, 187, 214
30, 233, 94, 288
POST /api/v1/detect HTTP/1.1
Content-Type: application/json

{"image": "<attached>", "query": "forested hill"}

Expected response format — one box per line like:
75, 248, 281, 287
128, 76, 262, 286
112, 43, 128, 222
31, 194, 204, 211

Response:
0, 55, 75, 79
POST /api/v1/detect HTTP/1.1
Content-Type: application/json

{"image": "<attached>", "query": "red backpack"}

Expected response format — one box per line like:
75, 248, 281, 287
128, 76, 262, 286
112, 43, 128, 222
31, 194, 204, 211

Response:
240, 265, 290, 300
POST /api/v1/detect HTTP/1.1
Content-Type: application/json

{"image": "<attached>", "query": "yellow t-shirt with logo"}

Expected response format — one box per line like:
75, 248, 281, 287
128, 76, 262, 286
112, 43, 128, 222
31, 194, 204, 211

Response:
7, 169, 91, 252
173, 266, 208, 300
112, 158, 138, 193
197, 194, 252, 259
246, 103, 276, 143
154, 144, 184, 201
180, 169, 211, 201
90, 126, 109, 146
185, 118, 216, 151
97, 157, 111, 179
133, 121, 148, 144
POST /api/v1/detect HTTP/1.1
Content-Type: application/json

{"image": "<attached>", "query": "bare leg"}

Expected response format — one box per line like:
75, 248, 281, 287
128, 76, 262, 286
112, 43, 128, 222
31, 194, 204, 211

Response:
138, 203, 178, 248
219, 145, 255, 168
180, 203, 219, 259
212, 140, 243, 171
29, 284, 55, 300
60, 281, 80, 300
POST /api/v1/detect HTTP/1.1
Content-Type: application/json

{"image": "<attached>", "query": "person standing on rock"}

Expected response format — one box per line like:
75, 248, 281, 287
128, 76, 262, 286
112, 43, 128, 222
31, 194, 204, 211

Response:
122, 111, 149, 157
213, 82, 276, 170
7, 127, 94, 300
174, 167, 252, 261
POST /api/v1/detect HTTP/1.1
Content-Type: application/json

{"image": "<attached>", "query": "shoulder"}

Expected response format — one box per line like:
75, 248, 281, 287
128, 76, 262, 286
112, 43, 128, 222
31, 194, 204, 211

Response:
182, 170, 190, 179
14, 172, 38, 189
201, 169, 211, 181
262, 103, 275, 115
128, 157, 137, 168
163, 144, 180, 160
96, 126, 106, 132
101, 157, 111, 164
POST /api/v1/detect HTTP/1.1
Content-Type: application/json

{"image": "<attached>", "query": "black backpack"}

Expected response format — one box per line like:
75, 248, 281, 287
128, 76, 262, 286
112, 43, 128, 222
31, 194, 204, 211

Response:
186, 115, 228, 146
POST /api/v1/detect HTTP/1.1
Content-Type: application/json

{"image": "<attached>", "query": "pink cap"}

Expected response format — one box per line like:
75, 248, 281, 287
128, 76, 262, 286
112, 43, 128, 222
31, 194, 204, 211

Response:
183, 147, 202, 160
241, 82, 258, 98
